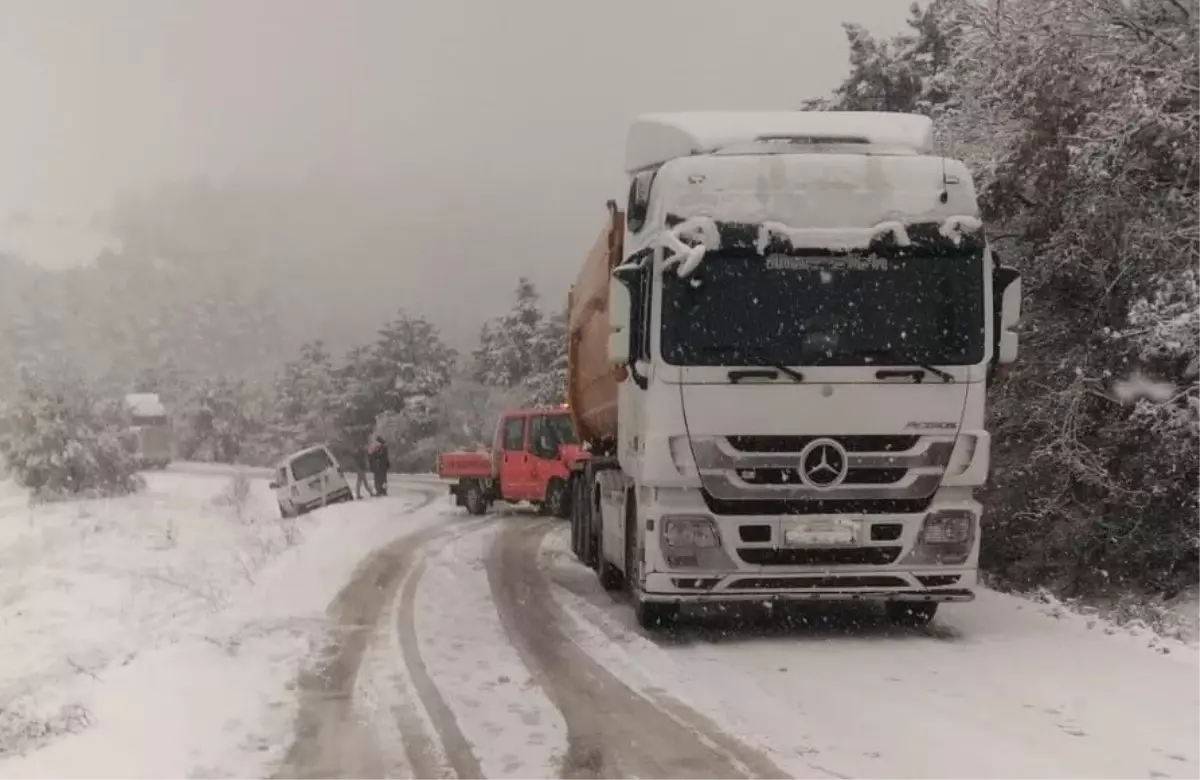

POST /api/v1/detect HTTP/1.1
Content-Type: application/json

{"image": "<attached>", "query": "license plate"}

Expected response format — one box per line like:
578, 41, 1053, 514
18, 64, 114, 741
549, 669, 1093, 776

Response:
784, 518, 860, 546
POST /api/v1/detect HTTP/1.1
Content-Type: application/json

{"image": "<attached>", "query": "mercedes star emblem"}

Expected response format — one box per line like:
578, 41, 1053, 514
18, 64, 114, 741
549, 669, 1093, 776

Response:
798, 438, 850, 489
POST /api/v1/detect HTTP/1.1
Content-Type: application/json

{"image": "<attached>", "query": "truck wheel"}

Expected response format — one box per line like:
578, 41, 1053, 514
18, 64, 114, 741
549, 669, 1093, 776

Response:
569, 478, 583, 560
463, 481, 489, 516
635, 598, 680, 630
545, 479, 569, 520
886, 602, 938, 627
598, 555, 623, 591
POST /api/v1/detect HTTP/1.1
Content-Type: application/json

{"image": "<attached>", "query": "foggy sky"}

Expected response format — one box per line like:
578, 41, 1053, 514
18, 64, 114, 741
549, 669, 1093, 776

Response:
0, 0, 913, 344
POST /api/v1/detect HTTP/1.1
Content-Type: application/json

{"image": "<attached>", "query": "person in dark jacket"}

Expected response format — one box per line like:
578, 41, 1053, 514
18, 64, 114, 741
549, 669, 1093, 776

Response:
368, 435, 390, 496
353, 443, 373, 499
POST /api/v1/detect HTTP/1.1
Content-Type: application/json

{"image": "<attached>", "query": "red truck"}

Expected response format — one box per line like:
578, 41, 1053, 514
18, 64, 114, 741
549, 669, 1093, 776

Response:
437, 406, 585, 517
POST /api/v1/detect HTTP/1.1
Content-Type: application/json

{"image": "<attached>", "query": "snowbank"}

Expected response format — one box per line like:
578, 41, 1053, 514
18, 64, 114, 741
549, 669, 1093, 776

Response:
0, 472, 442, 777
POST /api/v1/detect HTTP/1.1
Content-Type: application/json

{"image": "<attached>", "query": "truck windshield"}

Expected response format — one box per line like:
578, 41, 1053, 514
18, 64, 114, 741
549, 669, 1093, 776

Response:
660, 249, 985, 367
544, 414, 578, 446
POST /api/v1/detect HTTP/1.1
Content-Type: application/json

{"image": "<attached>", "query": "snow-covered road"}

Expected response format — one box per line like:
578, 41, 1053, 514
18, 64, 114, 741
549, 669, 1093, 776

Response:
257, 492, 1200, 779
2, 473, 1196, 779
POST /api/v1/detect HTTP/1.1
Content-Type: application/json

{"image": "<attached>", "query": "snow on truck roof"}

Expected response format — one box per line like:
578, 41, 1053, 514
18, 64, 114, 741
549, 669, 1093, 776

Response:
624, 111, 935, 173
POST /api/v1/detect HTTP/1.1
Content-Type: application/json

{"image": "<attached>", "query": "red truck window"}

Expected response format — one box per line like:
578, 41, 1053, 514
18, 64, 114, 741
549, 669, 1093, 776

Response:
502, 416, 524, 451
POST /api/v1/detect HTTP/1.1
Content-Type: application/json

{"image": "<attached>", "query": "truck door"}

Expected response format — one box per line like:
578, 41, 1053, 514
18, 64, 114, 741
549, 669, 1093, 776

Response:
527, 413, 561, 501
498, 415, 532, 499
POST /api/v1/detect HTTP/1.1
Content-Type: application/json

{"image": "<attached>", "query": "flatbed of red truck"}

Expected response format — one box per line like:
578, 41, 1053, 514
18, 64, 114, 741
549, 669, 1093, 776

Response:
436, 450, 493, 479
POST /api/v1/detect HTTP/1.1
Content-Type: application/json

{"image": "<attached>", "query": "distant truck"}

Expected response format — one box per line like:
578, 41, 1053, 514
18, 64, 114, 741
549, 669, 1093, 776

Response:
565, 111, 1023, 629
123, 392, 172, 470
437, 406, 583, 518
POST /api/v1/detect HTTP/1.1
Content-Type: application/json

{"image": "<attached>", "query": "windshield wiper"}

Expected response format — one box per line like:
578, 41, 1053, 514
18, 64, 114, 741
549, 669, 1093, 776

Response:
855, 348, 955, 384
698, 347, 806, 383
727, 365, 806, 384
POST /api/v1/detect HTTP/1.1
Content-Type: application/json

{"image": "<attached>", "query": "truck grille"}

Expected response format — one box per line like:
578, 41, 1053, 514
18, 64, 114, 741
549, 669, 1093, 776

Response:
726, 435, 919, 453
703, 493, 935, 516
738, 547, 903, 566
735, 467, 907, 485
692, 434, 955, 505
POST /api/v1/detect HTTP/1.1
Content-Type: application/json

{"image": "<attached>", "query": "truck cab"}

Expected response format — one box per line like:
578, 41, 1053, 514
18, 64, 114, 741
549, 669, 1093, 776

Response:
439, 406, 582, 517
568, 111, 1023, 629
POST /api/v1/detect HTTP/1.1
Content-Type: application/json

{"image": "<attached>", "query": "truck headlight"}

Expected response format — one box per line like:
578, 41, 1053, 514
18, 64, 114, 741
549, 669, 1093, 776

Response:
662, 515, 719, 549
902, 509, 975, 566
920, 511, 972, 545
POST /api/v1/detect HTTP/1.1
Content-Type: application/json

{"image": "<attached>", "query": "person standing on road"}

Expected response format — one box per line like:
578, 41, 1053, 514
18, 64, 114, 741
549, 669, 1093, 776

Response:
353, 442, 374, 499
368, 435, 390, 497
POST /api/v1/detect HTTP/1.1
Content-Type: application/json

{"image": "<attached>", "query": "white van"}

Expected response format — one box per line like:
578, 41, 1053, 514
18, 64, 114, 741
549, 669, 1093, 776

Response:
270, 444, 354, 517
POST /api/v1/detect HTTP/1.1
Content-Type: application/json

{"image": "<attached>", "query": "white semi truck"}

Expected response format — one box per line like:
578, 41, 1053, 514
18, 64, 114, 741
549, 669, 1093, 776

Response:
565, 111, 1022, 629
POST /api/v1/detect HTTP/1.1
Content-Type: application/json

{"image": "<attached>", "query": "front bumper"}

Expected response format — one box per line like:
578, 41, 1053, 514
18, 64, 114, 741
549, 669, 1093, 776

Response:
638, 487, 981, 605
641, 569, 977, 604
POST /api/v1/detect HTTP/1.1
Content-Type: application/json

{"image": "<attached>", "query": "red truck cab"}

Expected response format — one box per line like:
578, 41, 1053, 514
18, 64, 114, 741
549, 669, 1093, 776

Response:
437, 406, 586, 517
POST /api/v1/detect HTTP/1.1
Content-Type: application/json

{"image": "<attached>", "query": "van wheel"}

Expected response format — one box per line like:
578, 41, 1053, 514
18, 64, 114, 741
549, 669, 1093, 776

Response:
545, 479, 569, 520
886, 602, 938, 627
463, 481, 489, 516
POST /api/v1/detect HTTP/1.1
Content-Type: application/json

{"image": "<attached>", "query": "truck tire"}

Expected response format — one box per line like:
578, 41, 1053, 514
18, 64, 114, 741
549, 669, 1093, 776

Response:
586, 493, 601, 570
569, 475, 584, 560
598, 554, 623, 591
886, 602, 938, 627
545, 479, 569, 520
635, 598, 680, 630
463, 480, 489, 516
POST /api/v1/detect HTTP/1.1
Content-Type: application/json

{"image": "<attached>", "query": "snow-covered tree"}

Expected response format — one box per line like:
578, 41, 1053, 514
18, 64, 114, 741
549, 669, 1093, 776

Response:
473, 278, 568, 406
804, 1, 962, 116
273, 340, 338, 451
175, 375, 271, 465
526, 310, 568, 406
813, 0, 1199, 597
474, 277, 544, 389
0, 372, 144, 500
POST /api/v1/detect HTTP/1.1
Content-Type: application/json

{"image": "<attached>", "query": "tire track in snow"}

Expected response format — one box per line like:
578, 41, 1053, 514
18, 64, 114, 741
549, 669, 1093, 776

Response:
396, 544, 486, 779
487, 517, 788, 779
274, 484, 471, 779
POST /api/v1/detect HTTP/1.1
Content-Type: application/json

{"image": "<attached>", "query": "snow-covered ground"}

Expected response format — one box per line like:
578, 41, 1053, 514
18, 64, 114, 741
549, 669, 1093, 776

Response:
0, 470, 439, 777
537, 530, 1200, 779
1, 476, 1196, 779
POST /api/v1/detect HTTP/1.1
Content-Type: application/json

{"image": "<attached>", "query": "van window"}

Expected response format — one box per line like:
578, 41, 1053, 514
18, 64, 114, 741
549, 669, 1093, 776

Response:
291, 449, 333, 481
502, 417, 525, 451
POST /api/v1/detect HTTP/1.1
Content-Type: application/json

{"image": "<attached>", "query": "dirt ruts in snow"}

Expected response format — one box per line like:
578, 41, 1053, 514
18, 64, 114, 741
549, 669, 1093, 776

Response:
487, 517, 787, 780
274, 485, 486, 779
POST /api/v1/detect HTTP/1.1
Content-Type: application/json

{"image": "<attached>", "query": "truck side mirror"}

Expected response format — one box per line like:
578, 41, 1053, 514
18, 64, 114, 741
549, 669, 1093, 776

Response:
268, 480, 279, 490
608, 276, 632, 365
995, 266, 1021, 365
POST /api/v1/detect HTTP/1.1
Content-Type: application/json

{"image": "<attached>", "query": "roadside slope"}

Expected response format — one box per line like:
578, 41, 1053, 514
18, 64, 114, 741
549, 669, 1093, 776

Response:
0, 475, 441, 779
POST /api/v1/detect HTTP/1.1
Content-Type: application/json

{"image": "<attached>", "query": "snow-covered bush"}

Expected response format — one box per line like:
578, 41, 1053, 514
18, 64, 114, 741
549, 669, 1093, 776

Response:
0, 375, 144, 501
